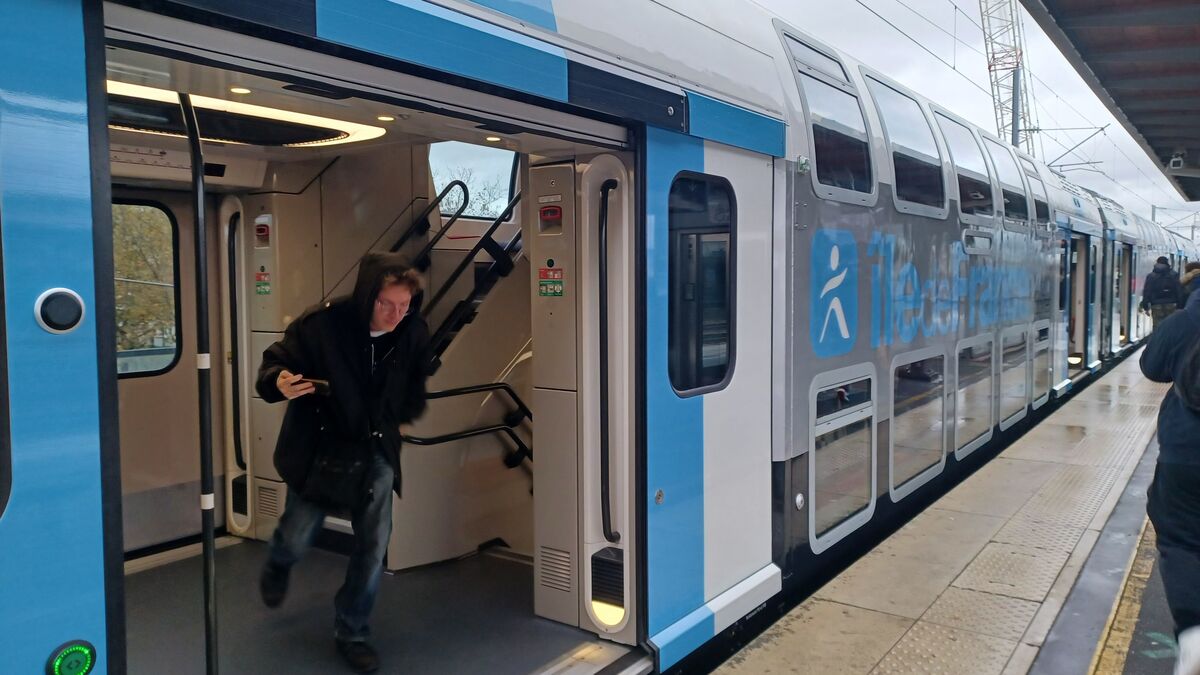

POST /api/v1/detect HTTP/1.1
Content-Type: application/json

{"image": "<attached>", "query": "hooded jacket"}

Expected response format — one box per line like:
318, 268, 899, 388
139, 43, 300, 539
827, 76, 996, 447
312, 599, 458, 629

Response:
1140, 289, 1200, 549
255, 252, 430, 498
1180, 268, 1200, 306
1142, 263, 1183, 309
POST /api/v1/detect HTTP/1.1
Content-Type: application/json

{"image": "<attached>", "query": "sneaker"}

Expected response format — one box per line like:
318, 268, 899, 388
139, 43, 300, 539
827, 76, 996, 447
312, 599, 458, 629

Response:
336, 639, 380, 673
1178, 626, 1200, 675
259, 563, 289, 608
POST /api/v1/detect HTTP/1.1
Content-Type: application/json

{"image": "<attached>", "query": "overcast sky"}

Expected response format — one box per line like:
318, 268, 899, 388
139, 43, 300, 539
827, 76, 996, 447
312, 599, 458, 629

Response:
753, 0, 1200, 232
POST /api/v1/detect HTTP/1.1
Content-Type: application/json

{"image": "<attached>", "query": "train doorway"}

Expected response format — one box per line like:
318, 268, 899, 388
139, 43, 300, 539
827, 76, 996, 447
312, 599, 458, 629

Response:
1067, 235, 1090, 378
100, 27, 643, 672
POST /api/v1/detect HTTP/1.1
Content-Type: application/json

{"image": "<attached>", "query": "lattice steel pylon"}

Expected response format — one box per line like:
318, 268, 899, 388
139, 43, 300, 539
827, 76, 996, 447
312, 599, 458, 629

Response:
979, 0, 1039, 155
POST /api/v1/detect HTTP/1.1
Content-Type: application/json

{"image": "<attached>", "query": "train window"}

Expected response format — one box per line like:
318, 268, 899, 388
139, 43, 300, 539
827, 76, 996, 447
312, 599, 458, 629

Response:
668, 173, 736, 395
955, 336, 993, 458
999, 329, 1028, 426
429, 141, 517, 220
934, 115, 993, 217
798, 74, 872, 195
785, 36, 848, 83
1028, 177, 1050, 226
891, 352, 945, 498
113, 202, 180, 377
811, 373, 874, 546
865, 78, 945, 209
983, 139, 1029, 221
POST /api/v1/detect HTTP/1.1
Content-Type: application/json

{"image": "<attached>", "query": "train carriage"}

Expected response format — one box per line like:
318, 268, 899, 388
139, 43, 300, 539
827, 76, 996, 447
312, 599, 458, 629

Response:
0, 1, 1176, 673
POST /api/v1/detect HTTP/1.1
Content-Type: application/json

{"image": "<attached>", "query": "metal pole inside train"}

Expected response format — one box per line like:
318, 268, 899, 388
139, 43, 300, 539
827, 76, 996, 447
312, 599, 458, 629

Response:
178, 92, 220, 675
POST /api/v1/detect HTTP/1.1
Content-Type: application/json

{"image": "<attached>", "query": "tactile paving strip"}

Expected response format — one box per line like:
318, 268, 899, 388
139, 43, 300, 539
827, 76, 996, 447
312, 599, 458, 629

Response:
870, 620, 1015, 675
991, 515, 1085, 554
1020, 465, 1120, 529
922, 587, 1039, 642
952, 542, 1070, 602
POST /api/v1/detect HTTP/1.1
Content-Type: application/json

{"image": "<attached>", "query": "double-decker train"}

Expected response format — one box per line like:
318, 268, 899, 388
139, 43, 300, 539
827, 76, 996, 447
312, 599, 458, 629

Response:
0, 1, 1188, 673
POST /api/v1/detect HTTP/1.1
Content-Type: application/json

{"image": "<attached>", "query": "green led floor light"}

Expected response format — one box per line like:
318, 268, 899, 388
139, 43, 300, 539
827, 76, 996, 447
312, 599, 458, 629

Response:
46, 640, 96, 675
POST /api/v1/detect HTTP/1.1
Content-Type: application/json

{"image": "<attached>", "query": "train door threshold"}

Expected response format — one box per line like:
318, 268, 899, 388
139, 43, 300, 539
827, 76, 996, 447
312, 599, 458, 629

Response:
124, 541, 645, 674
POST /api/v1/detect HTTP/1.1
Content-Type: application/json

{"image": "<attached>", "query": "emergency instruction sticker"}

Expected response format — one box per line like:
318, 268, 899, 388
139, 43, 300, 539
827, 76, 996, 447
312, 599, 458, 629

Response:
256, 282, 272, 295
538, 267, 564, 297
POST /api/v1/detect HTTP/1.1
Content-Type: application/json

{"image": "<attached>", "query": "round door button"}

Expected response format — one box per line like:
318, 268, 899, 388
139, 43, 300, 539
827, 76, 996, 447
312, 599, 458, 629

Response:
46, 640, 96, 675
35, 288, 86, 334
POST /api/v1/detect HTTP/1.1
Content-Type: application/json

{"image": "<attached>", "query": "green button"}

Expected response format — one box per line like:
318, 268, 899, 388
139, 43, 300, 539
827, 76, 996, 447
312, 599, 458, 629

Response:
47, 641, 95, 675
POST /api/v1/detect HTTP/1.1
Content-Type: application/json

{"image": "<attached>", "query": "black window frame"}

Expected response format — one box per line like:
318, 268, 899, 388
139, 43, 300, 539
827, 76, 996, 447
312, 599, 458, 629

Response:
863, 73, 948, 218
667, 171, 737, 397
932, 111, 996, 227
112, 198, 183, 379
780, 30, 878, 208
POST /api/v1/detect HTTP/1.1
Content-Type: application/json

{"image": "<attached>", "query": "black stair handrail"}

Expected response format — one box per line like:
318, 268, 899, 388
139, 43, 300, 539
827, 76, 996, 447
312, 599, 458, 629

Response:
429, 227, 523, 365
422, 189, 523, 318
427, 382, 532, 425
390, 179, 470, 256
402, 424, 532, 468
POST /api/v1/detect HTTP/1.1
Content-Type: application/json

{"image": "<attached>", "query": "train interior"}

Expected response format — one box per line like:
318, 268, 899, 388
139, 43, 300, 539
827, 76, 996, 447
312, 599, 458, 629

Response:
106, 44, 640, 673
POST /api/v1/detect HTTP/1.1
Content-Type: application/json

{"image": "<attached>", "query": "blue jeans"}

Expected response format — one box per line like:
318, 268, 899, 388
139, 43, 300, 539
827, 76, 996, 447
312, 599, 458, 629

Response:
267, 451, 395, 642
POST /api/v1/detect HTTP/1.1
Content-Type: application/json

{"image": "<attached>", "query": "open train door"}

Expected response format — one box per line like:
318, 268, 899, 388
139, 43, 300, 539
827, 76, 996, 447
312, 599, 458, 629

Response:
0, 1, 122, 672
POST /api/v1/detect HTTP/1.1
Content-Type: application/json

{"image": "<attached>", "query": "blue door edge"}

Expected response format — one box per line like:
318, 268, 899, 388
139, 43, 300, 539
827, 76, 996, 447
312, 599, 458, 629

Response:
84, 0, 128, 670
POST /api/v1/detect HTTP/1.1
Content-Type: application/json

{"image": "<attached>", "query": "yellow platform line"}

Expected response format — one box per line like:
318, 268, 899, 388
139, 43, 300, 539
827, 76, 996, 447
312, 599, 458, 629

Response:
1091, 519, 1158, 675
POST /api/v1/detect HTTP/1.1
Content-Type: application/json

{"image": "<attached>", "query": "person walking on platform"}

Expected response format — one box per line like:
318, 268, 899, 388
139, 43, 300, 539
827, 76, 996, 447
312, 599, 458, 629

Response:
1140, 286, 1200, 675
255, 252, 429, 673
1141, 256, 1184, 329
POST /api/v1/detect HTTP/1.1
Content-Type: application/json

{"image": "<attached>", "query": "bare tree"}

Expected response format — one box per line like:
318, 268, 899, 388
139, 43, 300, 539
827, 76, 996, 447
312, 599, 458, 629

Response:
433, 165, 510, 219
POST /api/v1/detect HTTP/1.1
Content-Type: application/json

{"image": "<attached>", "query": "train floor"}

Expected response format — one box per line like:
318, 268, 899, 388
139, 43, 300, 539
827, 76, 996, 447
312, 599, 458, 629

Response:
124, 539, 623, 674
717, 352, 1168, 675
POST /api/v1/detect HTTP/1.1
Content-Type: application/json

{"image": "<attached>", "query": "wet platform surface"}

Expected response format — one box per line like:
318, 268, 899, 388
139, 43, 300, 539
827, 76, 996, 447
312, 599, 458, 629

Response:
718, 353, 1167, 675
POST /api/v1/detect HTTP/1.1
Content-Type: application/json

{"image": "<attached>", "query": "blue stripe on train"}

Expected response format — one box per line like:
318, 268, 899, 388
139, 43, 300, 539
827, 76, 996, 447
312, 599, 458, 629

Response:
316, 0, 569, 101
644, 126, 707, 669
465, 0, 557, 31
686, 91, 787, 158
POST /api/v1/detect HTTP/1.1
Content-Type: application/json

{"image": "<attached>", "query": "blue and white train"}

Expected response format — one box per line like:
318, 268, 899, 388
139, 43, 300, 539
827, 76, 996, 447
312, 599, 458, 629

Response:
0, 1, 1188, 673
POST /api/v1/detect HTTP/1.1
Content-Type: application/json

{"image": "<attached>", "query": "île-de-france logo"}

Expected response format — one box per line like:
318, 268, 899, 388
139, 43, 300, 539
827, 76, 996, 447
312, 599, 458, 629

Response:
811, 229, 858, 357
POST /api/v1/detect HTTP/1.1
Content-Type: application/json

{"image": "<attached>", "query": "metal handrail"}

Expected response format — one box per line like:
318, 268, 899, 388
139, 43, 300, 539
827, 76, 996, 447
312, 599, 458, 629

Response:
598, 178, 621, 544
422, 190, 523, 318
427, 382, 532, 424
426, 228, 524, 363
391, 179, 470, 255
402, 424, 532, 468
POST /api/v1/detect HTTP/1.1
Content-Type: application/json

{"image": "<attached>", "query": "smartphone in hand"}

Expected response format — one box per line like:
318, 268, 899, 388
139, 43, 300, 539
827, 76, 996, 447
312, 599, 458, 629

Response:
299, 378, 331, 396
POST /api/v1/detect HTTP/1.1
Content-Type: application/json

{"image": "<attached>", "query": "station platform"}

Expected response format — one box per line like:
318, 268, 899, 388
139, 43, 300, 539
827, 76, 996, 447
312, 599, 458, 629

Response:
718, 353, 1171, 675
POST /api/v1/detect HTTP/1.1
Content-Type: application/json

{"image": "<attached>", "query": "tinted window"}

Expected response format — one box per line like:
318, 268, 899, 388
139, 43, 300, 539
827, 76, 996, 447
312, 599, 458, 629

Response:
429, 141, 516, 220
785, 37, 847, 82
799, 74, 872, 194
1028, 176, 1050, 225
867, 79, 944, 208
113, 202, 179, 376
935, 115, 993, 216
669, 174, 735, 393
893, 355, 945, 487
984, 139, 1028, 220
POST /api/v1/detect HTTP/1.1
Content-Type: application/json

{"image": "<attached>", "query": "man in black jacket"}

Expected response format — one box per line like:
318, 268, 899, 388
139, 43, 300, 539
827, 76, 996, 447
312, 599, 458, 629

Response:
255, 252, 429, 673
1141, 256, 1184, 329
1140, 287, 1200, 675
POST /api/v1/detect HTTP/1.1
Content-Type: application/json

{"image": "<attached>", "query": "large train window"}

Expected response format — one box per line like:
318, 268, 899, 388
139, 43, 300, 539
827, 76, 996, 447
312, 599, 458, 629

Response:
934, 115, 994, 220
999, 327, 1029, 429
809, 364, 876, 554
797, 74, 873, 198
668, 173, 736, 395
983, 139, 1029, 222
113, 201, 181, 377
890, 349, 946, 501
954, 334, 994, 459
865, 78, 946, 214
429, 141, 517, 220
